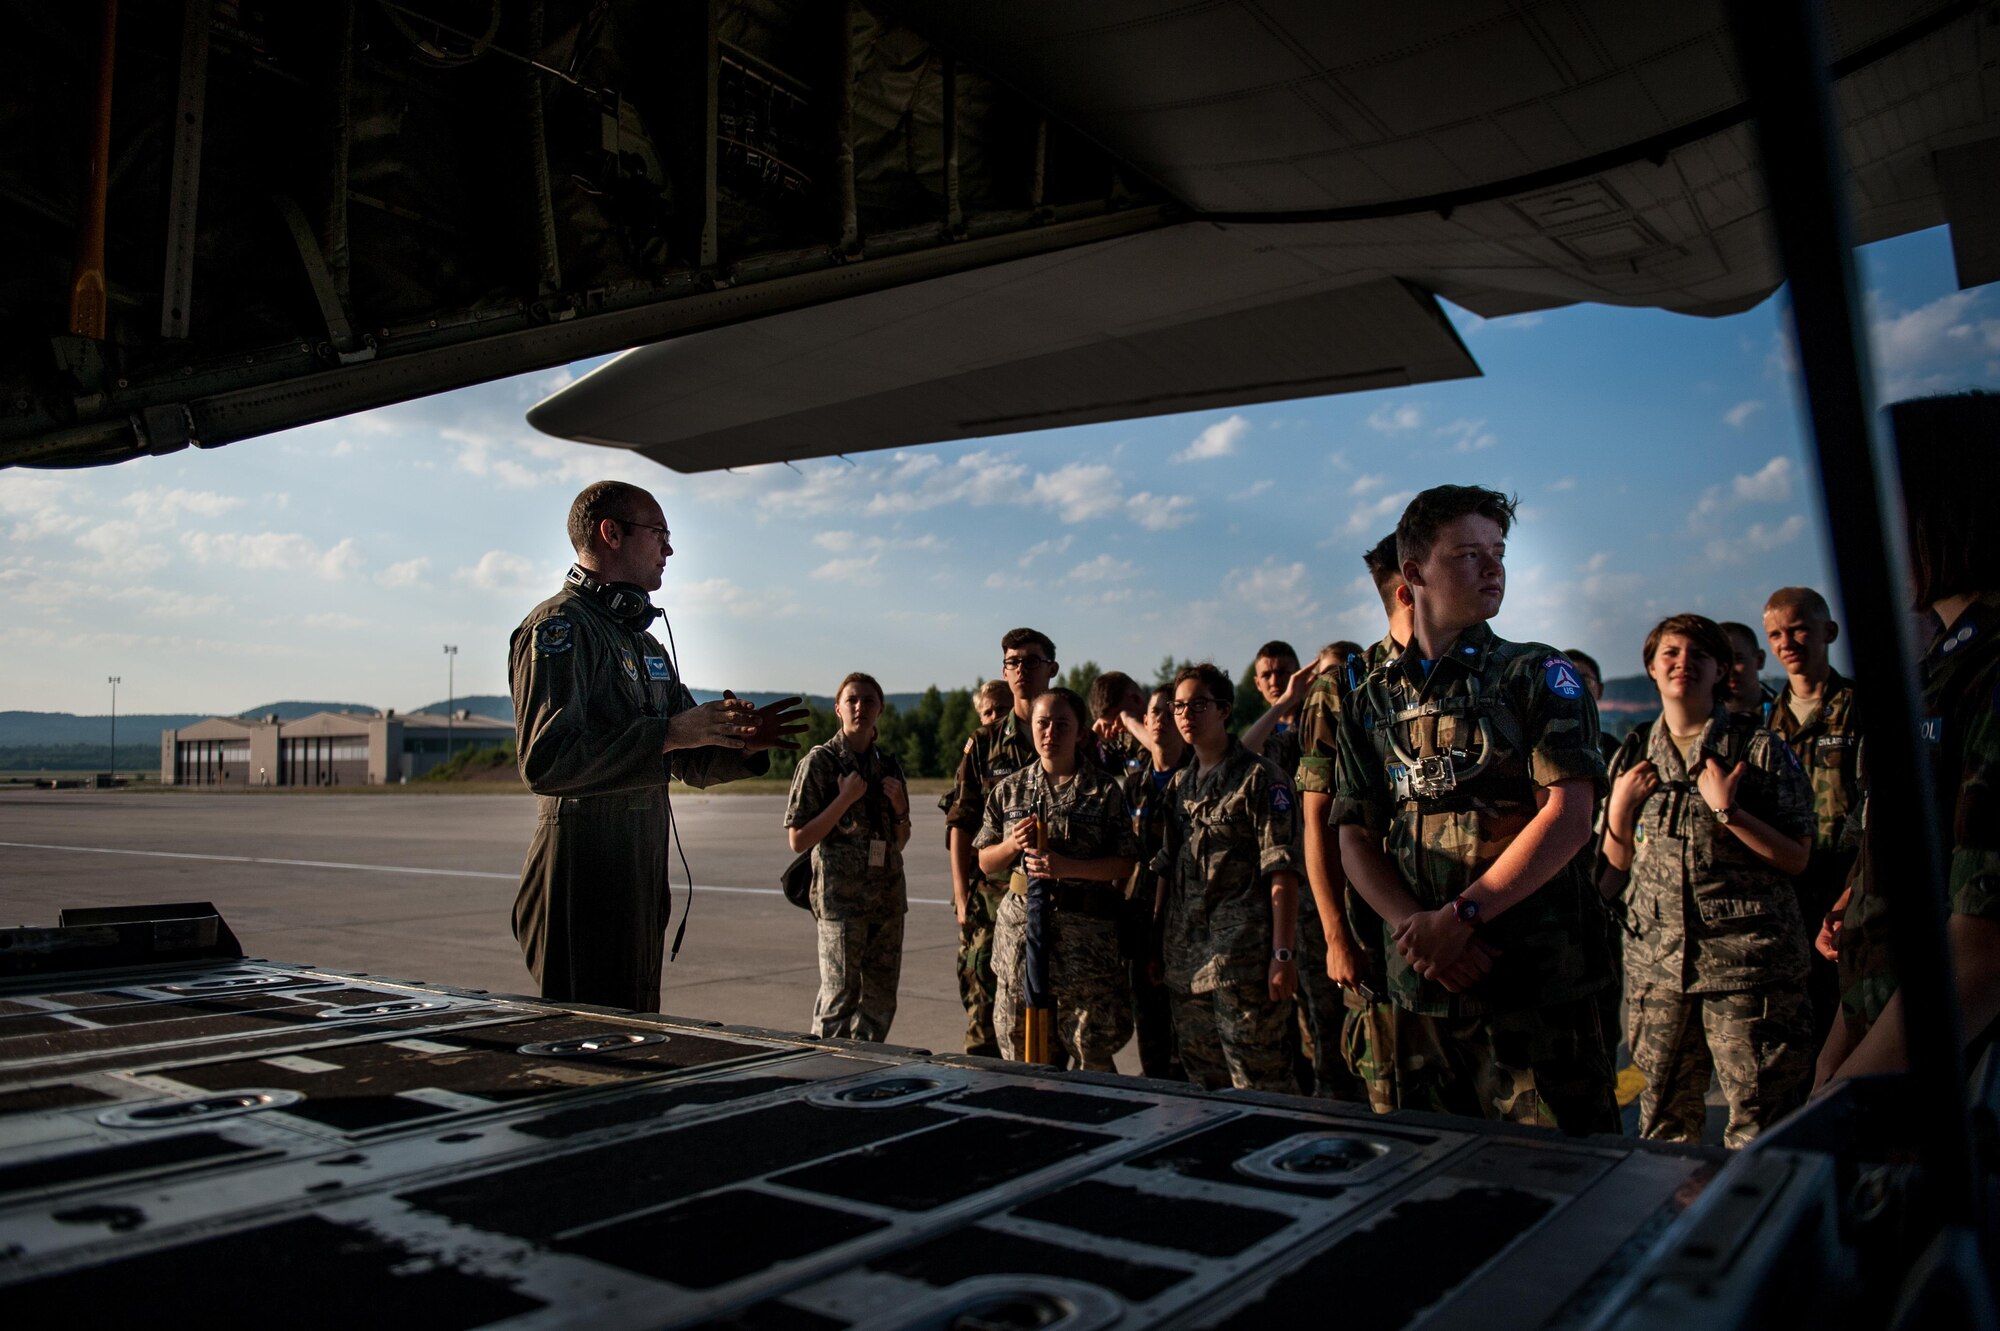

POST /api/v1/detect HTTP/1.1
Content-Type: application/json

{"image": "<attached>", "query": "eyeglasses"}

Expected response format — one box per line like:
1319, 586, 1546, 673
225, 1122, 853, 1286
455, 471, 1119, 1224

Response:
1170, 698, 1217, 717
617, 517, 671, 541
1002, 655, 1053, 671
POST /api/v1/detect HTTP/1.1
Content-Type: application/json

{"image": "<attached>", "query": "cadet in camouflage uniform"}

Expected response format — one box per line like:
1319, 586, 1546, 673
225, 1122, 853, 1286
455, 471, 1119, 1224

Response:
1154, 663, 1303, 1093
1088, 670, 1151, 778
511, 482, 805, 1012
1123, 683, 1191, 1080
1334, 487, 1618, 1135
1298, 633, 1403, 1110
1762, 587, 1862, 1045
944, 634, 1058, 1056
1820, 394, 2000, 1085
975, 689, 1140, 1069
784, 672, 911, 1042
1600, 615, 1816, 1147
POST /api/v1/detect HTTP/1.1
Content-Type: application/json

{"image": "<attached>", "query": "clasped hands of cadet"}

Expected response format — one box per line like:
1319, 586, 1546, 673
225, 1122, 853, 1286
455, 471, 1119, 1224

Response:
1001, 815, 1079, 880
664, 691, 810, 753
1392, 908, 1500, 992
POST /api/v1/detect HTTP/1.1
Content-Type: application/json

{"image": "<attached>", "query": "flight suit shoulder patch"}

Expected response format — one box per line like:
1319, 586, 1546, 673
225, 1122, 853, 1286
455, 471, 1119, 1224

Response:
534, 617, 574, 656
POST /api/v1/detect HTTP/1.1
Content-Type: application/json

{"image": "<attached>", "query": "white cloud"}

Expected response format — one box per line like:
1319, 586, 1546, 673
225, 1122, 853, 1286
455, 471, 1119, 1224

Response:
814, 530, 860, 552
302, 611, 369, 631
1867, 288, 2000, 400
1704, 514, 1809, 565
1549, 476, 1577, 492
1349, 473, 1389, 496
1723, 400, 1766, 428
1173, 413, 1250, 462
1229, 558, 1317, 617
451, 549, 542, 594
122, 487, 244, 524
811, 554, 882, 585
1230, 480, 1274, 501
1069, 554, 1137, 583
1125, 492, 1196, 530
673, 576, 798, 620
1342, 489, 1415, 536
1436, 417, 1497, 452
1018, 535, 1073, 568
181, 531, 362, 580
1031, 463, 1123, 523
1367, 403, 1422, 433
377, 557, 432, 588
1690, 456, 1794, 525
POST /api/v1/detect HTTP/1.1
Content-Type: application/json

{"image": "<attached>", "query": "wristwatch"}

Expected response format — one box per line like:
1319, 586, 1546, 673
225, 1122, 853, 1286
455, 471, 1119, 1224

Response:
1711, 805, 1734, 825
1450, 895, 1482, 927
1271, 948, 1295, 963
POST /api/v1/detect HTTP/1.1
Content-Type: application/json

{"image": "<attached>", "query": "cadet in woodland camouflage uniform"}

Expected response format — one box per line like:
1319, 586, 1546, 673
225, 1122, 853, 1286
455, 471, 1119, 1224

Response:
510, 481, 805, 1013
975, 688, 1140, 1069
1600, 615, 1815, 1147
1819, 394, 2000, 1086
944, 635, 1058, 1056
1762, 587, 1862, 1045
784, 672, 911, 1042
1298, 537, 1414, 1111
1334, 487, 1619, 1135
1088, 670, 1151, 777
1565, 646, 1630, 1071
1154, 663, 1303, 1093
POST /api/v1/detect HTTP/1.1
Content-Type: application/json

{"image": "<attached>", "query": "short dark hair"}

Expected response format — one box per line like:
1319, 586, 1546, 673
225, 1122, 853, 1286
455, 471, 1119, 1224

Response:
1253, 640, 1298, 667
1000, 627, 1056, 659
1087, 670, 1140, 721
1034, 686, 1090, 733
1891, 392, 2000, 606
1763, 587, 1833, 624
1396, 485, 1517, 569
567, 480, 654, 554
835, 672, 883, 705
1171, 662, 1234, 718
1323, 640, 1364, 665
1642, 614, 1735, 703
1718, 621, 1765, 662
1362, 532, 1405, 607
1565, 648, 1601, 681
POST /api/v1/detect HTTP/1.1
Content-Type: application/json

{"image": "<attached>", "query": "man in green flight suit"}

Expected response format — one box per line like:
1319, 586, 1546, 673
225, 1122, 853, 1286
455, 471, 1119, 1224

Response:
510, 481, 806, 1013
1334, 486, 1618, 1135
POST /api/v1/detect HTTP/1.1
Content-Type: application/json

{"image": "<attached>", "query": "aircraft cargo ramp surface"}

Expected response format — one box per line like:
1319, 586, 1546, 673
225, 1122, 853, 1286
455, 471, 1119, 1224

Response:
0, 908, 1870, 1331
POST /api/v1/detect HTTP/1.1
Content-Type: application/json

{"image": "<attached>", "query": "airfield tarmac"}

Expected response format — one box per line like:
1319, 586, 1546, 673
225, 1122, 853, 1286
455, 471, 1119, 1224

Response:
1, 787, 1709, 1129
0, 788, 1119, 1070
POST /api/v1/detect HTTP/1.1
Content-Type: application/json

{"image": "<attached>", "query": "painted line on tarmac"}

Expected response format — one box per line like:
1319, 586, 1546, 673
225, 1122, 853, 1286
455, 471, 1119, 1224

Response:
0, 840, 951, 905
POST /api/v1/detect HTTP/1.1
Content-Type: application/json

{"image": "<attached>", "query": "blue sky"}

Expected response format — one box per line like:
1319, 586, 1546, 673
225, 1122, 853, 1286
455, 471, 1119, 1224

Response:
5, 225, 1997, 717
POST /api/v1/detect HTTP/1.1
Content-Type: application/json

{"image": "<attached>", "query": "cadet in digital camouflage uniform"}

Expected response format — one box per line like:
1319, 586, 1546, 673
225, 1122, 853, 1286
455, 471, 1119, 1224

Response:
784, 672, 911, 1042
1123, 683, 1191, 1080
1154, 663, 1303, 1093
1333, 486, 1619, 1135
943, 635, 1058, 1056
1762, 587, 1862, 1046
1600, 615, 1816, 1147
511, 482, 805, 1012
1238, 640, 1343, 1094
1820, 393, 2000, 1087
975, 688, 1140, 1069
1300, 545, 1414, 1111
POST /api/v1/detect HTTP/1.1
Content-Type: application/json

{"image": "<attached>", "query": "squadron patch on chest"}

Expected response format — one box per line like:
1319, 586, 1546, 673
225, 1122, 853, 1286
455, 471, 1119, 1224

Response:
620, 648, 639, 682
1544, 655, 1585, 699
534, 617, 574, 656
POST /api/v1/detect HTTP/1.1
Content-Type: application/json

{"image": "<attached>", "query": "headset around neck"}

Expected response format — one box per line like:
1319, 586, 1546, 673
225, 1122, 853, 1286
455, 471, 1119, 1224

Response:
566, 563, 661, 629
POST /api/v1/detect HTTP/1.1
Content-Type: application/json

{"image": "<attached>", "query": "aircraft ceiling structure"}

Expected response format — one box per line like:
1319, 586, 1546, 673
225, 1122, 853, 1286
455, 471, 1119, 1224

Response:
1, 0, 1991, 472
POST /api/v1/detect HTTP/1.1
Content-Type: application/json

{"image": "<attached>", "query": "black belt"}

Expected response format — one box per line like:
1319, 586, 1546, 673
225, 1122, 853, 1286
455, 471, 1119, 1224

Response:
1047, 882, 1123, 920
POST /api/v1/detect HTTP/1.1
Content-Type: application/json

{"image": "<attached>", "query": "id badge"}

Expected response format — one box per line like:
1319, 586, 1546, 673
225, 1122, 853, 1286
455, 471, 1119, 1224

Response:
868, 839, 887, 869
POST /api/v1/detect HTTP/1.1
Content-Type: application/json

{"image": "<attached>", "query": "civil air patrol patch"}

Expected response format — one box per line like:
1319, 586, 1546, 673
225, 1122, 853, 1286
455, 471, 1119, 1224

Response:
620, 649, 639, 682
644, 654, 670, 681
1270, 783, 1294, 814
534, 617, 574, 656
1544, 656, 1584, 699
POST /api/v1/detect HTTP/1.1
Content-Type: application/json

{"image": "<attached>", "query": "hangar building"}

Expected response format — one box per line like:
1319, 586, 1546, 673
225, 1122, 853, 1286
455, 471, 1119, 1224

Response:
160, 710, 514, 787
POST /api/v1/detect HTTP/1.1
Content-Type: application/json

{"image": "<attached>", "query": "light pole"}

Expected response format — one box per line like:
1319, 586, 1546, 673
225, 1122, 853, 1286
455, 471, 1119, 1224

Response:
442, 645, 458, 763
106, 676, 120, 776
